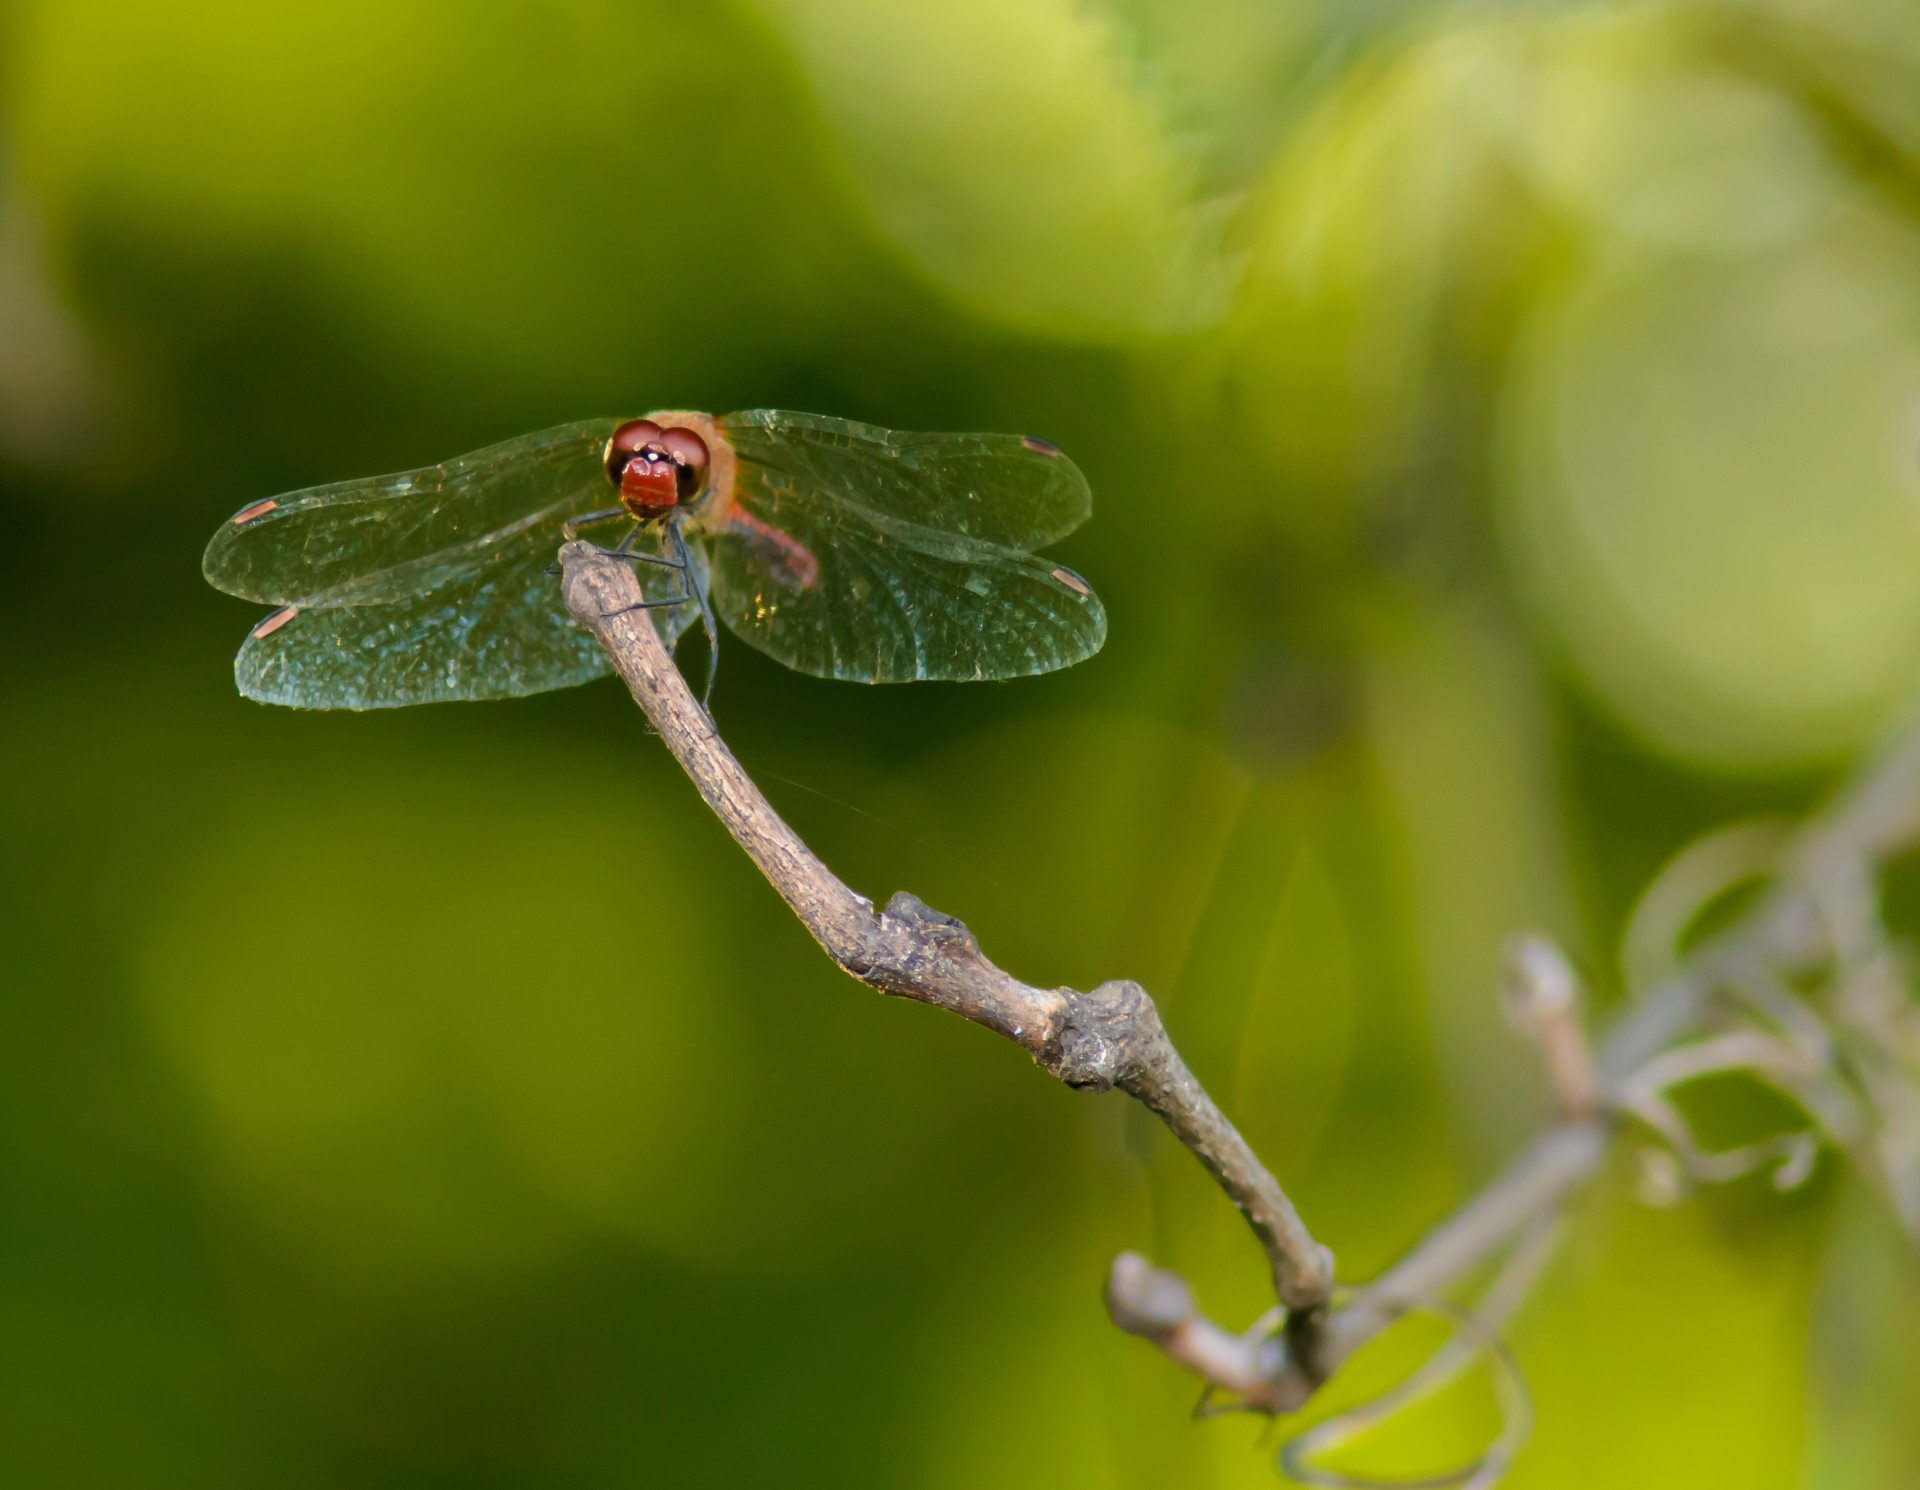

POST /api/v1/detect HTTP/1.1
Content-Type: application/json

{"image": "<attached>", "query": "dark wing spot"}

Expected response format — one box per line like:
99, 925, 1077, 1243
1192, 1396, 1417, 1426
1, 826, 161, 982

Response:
1050, 565, 1094, 597
1022, 435, 1064, 457
231, 499, 279, 524
250, 605, 299, 638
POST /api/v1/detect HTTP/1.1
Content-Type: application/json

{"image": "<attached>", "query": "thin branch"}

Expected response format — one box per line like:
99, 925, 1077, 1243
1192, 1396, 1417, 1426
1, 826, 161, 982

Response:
563, 537, 1920, 1430
1502, 935, 1597, 1120
1324, 709, 1920, 1371
1104, 1252, 1296, 1413
1322, 1124, 1605, 1368
559, 544, 1335, 1349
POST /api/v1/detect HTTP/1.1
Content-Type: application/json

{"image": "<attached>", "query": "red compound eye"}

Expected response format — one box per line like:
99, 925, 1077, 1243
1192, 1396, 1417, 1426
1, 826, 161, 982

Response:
610, 418, 661, 453
605, 419, 664, 487
658, 426, 708, 470
658, 426, 710, 500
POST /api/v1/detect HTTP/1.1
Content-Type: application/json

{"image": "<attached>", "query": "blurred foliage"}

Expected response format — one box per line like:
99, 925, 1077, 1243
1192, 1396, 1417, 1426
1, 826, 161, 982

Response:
3, 0, 1920, 1485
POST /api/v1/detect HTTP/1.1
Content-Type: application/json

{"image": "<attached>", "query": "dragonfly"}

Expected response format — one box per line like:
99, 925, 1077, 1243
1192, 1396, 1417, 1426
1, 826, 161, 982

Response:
203, 409, 1106, 709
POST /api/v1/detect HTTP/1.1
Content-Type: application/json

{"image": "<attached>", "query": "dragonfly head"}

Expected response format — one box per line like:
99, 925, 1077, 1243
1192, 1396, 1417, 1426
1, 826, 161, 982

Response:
605, 418, 711, 521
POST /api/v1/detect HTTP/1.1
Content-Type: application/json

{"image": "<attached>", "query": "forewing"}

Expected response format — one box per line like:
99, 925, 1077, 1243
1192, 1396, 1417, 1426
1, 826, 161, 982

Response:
703, 472, 1105, 685
717, 410, 1092, 550
204, 421, 614, 603
205, 421, 701, 708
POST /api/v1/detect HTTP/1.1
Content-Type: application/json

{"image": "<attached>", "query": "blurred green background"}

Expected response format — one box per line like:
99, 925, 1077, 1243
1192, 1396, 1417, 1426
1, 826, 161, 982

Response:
4, 0, 1920, 1484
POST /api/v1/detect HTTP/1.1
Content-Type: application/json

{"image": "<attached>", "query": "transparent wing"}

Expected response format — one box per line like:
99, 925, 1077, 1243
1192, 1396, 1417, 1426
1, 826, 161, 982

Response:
204, 420, 699, 709
702, 416, 1105, 684
717, 410, 1092, 550
205, 421, 615, 602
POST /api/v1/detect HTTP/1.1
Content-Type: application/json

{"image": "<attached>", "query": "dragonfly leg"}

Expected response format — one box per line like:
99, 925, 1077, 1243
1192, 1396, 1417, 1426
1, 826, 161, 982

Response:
554, 537, 686, 579
601, 592, 691, 616
562, 506, 627, 537
551, 513, 686, 577
608, 524, 679, 567
600, 523, 684, 571
581, 550, 683, 577
600, 551, 695, 615
562, 511, 683, 569
670, 521, 720, 711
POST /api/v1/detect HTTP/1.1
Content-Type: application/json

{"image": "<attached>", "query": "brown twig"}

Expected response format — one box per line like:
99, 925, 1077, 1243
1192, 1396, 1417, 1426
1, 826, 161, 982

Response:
559, 543, 1334, 1392
1104, 1252, 1296, 1412
562, 539, 1920, 1428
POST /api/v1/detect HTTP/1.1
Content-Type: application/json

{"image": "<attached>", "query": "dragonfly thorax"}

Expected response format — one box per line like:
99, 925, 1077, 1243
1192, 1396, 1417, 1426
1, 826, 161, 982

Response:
605, 417, 710, 521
